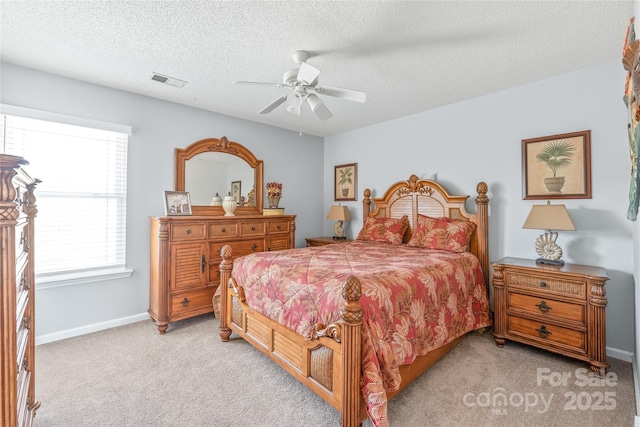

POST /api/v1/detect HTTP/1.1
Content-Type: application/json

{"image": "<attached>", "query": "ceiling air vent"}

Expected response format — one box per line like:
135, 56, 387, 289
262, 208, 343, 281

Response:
150, 72, 187, 88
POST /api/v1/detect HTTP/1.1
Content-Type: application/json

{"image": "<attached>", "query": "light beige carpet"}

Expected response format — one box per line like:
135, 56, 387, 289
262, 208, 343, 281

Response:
34, 314, 635, 426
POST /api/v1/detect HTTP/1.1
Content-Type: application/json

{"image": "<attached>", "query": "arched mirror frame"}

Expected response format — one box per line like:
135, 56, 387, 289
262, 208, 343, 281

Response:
175, 136, 264, 215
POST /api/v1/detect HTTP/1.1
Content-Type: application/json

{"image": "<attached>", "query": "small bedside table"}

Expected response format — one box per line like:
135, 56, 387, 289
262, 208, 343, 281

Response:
305, 236, 352, 247
491, 257, 609, 375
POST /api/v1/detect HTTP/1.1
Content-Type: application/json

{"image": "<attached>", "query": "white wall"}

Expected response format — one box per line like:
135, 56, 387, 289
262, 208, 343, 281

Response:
325, 60, 635, 355
0, 62, 325, 339
1, 56, 636, 356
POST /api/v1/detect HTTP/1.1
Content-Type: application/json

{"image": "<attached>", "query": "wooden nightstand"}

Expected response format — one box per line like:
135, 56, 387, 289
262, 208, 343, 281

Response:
491, 257, 609, 375
305, 236, 352, 247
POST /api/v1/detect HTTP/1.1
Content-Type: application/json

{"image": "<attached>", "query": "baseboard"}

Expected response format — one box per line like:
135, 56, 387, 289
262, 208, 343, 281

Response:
35, 312, 150, 346
607, 346, 634, 363
634, 354, 640, 419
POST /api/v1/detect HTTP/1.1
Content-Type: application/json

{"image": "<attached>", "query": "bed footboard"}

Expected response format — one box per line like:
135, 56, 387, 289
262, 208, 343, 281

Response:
217, 245, 366, 427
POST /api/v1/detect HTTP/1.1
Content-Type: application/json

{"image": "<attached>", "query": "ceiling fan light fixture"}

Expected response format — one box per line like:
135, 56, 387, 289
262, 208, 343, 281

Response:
286, 93, 301, 115
305, 94, 333, 120
305, 93, 322, 111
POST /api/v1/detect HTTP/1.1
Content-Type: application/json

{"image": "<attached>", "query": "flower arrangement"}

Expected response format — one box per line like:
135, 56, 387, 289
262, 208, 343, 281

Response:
266, 182, 282, 197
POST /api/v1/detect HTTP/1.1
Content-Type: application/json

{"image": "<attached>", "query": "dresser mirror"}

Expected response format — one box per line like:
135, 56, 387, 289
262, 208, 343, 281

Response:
175, 137, 264, 215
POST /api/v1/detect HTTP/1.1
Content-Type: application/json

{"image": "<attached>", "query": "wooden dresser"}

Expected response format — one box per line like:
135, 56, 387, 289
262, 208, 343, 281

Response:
1, 154, 40, 426
149, 214, 295, 333
491, 257, 609, 374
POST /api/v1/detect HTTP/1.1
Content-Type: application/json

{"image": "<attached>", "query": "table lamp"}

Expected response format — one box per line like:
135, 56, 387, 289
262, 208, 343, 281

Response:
522, 201, 575, 265
326, 205, 351, 240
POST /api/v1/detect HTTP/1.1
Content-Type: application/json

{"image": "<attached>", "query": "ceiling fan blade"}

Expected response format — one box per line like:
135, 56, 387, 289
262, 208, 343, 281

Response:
305, 94, 333, 121
233, 80, 284, 87
297, 62, 320, 85
314, 85, 367, 103
258, 95, 288, 114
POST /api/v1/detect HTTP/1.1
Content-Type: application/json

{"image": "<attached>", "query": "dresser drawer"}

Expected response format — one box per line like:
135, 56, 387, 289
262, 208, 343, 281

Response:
268, 219, 290, 234
507, 315, 586, 353
15, 219, 28, 256
169, 287, 216, 317
240, 221, 265, 236
170, 223, 206, 241
210, 239, 264, 262
16, 326, 29, 371
506, 271, 585, 299
209, 221, 239, 239
17, 369, 30, 423
507, 291, 585, 324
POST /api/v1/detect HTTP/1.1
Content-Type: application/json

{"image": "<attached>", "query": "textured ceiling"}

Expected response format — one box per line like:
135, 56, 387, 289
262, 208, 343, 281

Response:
0, 1, 633, 137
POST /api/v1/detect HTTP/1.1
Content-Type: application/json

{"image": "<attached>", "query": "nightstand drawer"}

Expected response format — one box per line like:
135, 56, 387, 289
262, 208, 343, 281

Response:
507, 315, 586, 353
507, 292, 585, 324
506, 272, 585, 299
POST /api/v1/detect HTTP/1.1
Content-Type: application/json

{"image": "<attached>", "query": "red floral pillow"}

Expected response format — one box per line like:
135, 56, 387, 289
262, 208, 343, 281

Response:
356, 215, 410, 245
407, 214, 476, 252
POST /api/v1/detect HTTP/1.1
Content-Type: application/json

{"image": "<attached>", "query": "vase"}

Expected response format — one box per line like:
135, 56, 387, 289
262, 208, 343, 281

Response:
268, 196, 281, 208
210, 192, 222, 206
222, 195, 237, 216
544, 177, 565, 193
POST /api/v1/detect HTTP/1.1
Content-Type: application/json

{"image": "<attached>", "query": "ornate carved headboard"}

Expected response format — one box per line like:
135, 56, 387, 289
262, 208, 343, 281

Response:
362, 174, 490, 285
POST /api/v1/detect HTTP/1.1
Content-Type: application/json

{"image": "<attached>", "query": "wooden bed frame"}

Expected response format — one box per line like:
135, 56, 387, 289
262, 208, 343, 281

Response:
218, 175, 489, 426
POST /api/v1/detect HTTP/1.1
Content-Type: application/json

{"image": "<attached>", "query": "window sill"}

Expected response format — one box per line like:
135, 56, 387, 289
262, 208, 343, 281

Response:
36, 268, 134, 289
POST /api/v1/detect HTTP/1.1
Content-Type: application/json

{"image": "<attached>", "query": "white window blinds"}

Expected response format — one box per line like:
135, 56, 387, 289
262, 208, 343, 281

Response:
1, 110, 129, 283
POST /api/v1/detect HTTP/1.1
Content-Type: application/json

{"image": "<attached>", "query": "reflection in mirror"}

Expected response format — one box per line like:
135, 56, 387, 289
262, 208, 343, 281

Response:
185, 152, 254, 206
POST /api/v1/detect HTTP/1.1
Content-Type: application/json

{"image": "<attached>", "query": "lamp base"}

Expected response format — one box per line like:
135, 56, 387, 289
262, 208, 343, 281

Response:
536, 258, 564, 266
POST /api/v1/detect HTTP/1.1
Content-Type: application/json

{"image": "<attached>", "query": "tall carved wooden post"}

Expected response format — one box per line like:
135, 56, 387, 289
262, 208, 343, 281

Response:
490, 263, 506, 347
339, 276, 363, 427
475, 182, 489, 288
362, 189, 371, 224
588, 278, 609, 375
218, 244, 233, 341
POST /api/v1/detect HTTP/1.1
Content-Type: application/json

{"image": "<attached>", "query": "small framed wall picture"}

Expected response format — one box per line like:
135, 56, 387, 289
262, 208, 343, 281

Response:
231, 180, 242, 204
522, 130, 592, 200
164, 191, 192, 215
334, 163, 357, 201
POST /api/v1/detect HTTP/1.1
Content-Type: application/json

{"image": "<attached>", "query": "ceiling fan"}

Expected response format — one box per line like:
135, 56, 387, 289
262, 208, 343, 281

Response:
233, 50, 366, 121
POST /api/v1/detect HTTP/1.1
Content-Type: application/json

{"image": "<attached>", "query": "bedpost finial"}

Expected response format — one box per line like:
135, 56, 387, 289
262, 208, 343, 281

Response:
340, 276, 363, 325
220, 244, 233, 260
364, 188, 371, 199
476, 182, 489, 204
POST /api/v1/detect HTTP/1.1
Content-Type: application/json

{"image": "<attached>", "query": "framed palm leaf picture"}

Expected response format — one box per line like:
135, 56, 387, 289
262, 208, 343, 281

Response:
522, 130, 591, 200
334, 163, 357, 201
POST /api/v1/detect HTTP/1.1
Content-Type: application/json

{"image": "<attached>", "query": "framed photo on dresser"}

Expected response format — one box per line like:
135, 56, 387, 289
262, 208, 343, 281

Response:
164, 191, 192, 215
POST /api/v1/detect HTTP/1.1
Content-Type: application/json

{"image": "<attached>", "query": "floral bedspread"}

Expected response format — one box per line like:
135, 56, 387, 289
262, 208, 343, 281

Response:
231, 240, 491, 427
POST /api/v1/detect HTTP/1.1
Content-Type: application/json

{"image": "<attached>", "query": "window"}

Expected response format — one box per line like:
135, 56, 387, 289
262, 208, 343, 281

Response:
1, 105, 131, 286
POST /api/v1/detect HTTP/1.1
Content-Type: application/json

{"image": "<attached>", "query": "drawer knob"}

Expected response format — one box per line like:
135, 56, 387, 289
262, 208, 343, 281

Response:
539, 281, 547, 288
186, 229, 191, 234
535, 325, 552, 339
536, 300, 551, 313
251, 226, 256, 231
252, 243, 258, 251
180, 297, 191, 307
221, 228, 226, 232
277, 225, 281, 230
